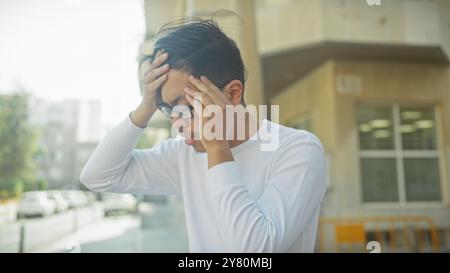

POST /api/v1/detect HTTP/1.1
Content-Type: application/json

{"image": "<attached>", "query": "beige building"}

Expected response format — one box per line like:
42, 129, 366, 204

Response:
142, 0, 450, 252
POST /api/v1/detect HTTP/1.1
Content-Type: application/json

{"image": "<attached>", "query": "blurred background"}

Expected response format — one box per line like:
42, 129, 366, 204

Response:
0, 0, 449, 253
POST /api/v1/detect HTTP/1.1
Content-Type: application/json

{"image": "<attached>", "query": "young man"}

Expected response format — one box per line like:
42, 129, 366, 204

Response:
80, 18, 327, 252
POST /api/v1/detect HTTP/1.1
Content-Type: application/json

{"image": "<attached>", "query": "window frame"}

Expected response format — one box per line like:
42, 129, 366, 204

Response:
357, 103, 447, 208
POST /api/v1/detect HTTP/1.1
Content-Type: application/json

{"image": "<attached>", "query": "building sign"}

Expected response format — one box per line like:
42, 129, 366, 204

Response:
336, 74, 363, 95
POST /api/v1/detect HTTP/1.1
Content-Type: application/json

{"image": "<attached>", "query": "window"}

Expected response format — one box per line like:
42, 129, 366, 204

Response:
361, 158, 399, 202
358, 105, 442, 203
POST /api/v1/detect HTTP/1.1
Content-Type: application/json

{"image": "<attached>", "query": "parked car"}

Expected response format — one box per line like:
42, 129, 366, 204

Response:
46, 191, 70, 213
102, 193, 137, 216
61, 190, 88, 209
17, 191, 57, 219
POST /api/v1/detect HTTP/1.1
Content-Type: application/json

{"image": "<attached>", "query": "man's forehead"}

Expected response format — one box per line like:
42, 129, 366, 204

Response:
162, 71, 196, 103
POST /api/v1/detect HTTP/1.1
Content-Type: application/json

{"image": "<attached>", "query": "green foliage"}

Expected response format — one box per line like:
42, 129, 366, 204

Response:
0, 93, 40, 198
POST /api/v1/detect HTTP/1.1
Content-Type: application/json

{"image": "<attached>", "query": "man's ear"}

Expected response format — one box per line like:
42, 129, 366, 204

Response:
223, 80, 244, 105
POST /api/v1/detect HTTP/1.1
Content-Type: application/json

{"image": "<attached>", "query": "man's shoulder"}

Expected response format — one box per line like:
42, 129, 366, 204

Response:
265, 121, 327, 184
267, 120, 324, 152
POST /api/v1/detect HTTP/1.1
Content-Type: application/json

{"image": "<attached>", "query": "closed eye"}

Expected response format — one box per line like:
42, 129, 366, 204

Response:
168, 95, 184, 107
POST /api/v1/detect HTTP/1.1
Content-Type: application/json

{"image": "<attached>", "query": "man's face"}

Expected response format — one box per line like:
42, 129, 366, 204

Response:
159, 69, 206, 152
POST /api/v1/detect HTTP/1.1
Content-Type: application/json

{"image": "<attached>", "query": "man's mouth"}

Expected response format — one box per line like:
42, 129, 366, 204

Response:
185, 138, 195, 145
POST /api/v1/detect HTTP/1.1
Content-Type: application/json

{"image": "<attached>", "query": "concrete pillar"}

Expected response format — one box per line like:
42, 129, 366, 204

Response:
140, 0, 186, 56
233, 0, 265, 106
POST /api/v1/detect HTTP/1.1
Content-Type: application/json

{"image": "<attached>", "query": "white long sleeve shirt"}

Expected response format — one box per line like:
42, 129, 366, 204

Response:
80, 114, 327, 252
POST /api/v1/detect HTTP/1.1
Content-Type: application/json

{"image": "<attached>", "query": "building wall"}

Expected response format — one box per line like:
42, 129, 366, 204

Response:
271, 61, 336, 150
29, 98, 102, 190
257, 0, 450, 57
256, 0, 325, 54
271, 60, 450, 228
333, 61, 449, 229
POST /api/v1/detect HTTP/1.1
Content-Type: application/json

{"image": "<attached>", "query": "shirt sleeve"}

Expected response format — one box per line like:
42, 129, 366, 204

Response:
206, 133, 327, 252
79, 113, 182, 196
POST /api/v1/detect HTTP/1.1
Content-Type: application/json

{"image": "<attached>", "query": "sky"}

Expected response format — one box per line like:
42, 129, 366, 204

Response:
0, 0, 146, 126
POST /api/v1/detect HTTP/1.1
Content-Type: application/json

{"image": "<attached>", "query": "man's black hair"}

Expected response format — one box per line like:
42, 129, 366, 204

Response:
147, 16, 246, 104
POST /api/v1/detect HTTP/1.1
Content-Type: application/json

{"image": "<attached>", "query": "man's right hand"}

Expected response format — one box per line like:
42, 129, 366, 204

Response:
131, 49, 170, 128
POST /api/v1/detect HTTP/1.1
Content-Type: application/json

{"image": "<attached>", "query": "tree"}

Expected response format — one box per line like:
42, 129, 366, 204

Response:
0, 93, 40, 199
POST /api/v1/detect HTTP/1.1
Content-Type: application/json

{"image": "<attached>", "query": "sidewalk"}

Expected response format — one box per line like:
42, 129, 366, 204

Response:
0, 200, 17, 223
34, 202, 189, 253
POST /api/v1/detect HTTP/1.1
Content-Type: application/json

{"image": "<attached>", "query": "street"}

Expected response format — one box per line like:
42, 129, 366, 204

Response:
0, 201, 189, 253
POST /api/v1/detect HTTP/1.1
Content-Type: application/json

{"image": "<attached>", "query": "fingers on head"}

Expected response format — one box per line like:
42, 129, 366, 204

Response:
145, 74, 167, 93
144, 63, 169, 83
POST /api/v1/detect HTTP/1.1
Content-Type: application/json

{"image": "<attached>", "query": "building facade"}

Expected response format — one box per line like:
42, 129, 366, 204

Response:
29, 98, 103, 190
